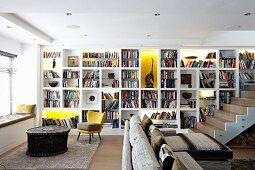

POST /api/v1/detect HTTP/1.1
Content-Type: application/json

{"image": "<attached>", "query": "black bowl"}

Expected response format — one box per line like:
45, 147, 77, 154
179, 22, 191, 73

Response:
48, 81, 59, 87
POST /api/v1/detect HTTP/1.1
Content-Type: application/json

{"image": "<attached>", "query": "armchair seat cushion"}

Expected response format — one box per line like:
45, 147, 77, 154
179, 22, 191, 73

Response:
77, 122, 100, 131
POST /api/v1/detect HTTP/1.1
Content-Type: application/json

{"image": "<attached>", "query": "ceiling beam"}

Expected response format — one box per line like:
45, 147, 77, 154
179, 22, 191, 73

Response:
0, 13, 53, 44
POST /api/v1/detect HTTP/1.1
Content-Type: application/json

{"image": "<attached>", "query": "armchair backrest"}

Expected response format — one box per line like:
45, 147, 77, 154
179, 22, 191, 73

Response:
87, 111, 106, 128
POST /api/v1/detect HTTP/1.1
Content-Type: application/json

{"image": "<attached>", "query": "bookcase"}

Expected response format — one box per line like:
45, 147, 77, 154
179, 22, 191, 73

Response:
40, 47, 247, 132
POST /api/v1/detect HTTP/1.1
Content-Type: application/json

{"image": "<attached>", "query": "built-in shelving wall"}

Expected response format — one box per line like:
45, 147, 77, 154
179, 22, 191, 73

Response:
41, 47, 254, 130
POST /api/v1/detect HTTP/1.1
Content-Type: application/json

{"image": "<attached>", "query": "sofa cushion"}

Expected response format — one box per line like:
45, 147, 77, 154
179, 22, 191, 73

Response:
141, 114, 153, 137
159, 128, 177, 136
77, 122, 100, 131
130, 124, 148, 146
130, 115, 141, 127
165, 136, 190, 151
151, 128, 166, 160
159, 144, 175, 170
16, 104, 35, 113
124, 120, 130, 132
122, 129, 132, 170
173, 152, 203, 170
132, 137, 161, 170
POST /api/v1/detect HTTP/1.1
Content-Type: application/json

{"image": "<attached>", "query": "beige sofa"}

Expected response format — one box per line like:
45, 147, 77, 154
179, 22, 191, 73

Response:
122, 115, 203, 170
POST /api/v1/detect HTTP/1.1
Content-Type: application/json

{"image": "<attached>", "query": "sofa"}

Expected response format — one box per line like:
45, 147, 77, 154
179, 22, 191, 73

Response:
122, 115, 233, 170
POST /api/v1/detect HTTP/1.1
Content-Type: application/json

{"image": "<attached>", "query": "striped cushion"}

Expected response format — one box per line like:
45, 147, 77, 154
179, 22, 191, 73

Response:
132, 137, 161, 170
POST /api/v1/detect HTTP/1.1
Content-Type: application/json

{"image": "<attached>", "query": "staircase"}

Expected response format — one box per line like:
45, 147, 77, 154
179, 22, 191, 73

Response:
196, 90, 255, 144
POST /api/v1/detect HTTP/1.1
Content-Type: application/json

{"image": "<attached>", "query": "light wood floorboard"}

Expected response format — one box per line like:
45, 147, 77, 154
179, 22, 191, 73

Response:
89, 135, 123, 170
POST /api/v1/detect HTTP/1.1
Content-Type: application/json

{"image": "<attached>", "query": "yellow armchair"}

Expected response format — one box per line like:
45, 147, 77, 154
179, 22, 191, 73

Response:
77, 111, 106, 144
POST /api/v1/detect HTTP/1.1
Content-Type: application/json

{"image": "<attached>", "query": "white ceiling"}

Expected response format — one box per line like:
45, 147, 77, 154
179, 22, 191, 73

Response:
0, 0, 255, 47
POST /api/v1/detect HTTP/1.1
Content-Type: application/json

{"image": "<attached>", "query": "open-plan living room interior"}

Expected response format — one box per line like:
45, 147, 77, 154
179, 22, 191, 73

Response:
1, 0, 255, 169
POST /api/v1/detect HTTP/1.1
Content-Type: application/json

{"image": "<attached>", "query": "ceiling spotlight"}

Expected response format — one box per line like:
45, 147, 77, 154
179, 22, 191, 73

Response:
66, 25, 80, 29
66, 13, 72, 16
154, 13, 160, 16
6, 26, 12, 29
147, 34, 151, 37
84, 34, 88, 37
244, 12, 251, 16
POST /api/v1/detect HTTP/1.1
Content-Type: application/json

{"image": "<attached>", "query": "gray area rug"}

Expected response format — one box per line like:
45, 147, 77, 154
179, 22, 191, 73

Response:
231, 159, 255, 170
0, 135, 100, 170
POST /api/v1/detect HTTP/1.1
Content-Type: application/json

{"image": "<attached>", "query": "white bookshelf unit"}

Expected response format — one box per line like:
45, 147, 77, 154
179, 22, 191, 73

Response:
41, 47, 253, 131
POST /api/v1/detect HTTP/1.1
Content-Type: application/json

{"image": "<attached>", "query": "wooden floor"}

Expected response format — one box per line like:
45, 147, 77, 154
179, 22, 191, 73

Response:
89, 135, 123, 170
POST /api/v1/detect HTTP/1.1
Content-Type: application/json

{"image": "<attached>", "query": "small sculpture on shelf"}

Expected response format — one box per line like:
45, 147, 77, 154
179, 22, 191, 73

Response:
52, 59, 56, 68
145, 58, 154, 88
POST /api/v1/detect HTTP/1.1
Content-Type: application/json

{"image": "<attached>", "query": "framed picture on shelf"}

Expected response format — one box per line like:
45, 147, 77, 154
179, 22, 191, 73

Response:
181, 74, 192, 88
86, 92, 98, 104
68, 56, 79, 67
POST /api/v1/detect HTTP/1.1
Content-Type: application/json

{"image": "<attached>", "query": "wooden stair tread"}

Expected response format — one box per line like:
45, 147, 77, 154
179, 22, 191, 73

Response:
216, 109, 243, 115
188, 128, 203, 133
199, 122, 223, 131
231, 97, 255, 107
207, 116, 233, 122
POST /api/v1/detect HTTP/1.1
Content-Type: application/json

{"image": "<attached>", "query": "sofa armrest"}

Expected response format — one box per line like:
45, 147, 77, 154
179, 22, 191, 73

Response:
173, 152, 203, 170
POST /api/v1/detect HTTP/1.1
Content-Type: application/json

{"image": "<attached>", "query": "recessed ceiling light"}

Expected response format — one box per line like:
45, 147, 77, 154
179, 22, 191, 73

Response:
66, 13, 72, 16
147, 34, 151, 37
84, 34, 88, 37
6, 26, 12, 29
244, 12, 251, 16
154, 13, 160, 16
66, 25, 80, 29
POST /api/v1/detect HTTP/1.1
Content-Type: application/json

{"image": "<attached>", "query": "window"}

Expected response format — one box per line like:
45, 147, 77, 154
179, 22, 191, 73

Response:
0, 50, 17, 116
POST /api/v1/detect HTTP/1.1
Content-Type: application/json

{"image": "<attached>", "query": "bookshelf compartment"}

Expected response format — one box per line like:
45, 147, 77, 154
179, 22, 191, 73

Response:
121, 110, 139, 128
180, 70, 196, 88
82, 90, 100, 110
161, 70, 177, 88
121, 49, 139, 68
121, 90, 139, 108
62, 69, 80, 88
180, 111, 197, 129
219, 91, 234, 110
180, 90, 197, 109
121, 70, 139, 88
63, 90, 80, 108
141, 90, 158, 108
219, 50, 236, 68
199, 70, 216, 88
199, 90, 216, 117
161, 49, 178, 68
82, 70, 100, 88
219, 70, 236, 88
102, 69, 119, 88
43, 90, 60, 108
161, 90, 177, 108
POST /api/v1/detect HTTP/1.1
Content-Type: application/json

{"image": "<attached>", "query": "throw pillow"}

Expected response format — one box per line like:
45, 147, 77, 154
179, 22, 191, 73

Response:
148, 124, 156, 138
16, 104, 35, 114
151, 128, 166, 160
159, 144, 175, 170
141, 114, 153, 137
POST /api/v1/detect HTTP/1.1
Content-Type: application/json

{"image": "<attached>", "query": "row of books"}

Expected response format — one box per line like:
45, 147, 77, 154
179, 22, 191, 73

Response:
219, 58, 236, 68
161, 58, 177, 68
63, 70, 80, 78
219, 81, 234, 88
102, 92, 119, 100
239, 72, 254, 80
161, 100, 176, 108
161, 70, 176, 79
42, 117, 78, 128
181, 60, 216, 68
122, 50, 139, 59
239, 51, 255, 59
105, 100, 119, 111
122, 80, 139, 88
206, 52, 216, 59
63, 90, 80, 99
43, 52, 61, 58
141, 90, 158, 100
161, 90, 176, 100
219, 91, 232, 109
44, 100, 60, 108
111, 80, 119, 88
161, 79, 176, 88
121, 60, 139, 67
200, 79, 215, 88
180, 100, 196, 108
121, 90, 139, 100
161, 50, 177, 58
219, 71, 234, 80
83, 70, 99, 79
62, 79, 79, 88
121, 100, 139, 108
151, 111, 176, 120
44, 90, 60, 99
199, 72, 216, 79
106, 111, 119, 120
122, 70, 139, 79
64, 100, 79, 108
83, 52, 119, 58
82, 60, 119, 67
239, 59, 255, 69
82, 79, 99, 88
44, 70, 60, 78
141, 100, 157, 108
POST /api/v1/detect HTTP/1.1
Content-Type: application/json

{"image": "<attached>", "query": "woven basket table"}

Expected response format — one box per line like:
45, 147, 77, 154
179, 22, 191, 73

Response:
26, 125, 70, 157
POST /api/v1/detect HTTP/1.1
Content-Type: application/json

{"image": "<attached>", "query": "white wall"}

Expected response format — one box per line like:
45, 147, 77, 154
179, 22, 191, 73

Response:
0, 118, 34, 155
0, 34, 21, 55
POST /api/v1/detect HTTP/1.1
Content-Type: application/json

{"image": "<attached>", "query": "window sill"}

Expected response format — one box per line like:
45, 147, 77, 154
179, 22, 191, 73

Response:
0, 113, 35, 128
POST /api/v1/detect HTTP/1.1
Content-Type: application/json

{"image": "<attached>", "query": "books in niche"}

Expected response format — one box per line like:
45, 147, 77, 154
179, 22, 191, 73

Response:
43, 52, 61, 58
42, 116, 78, 128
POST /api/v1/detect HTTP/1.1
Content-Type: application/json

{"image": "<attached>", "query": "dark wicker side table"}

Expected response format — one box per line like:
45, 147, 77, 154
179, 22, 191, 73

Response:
26, 125, 70, 157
